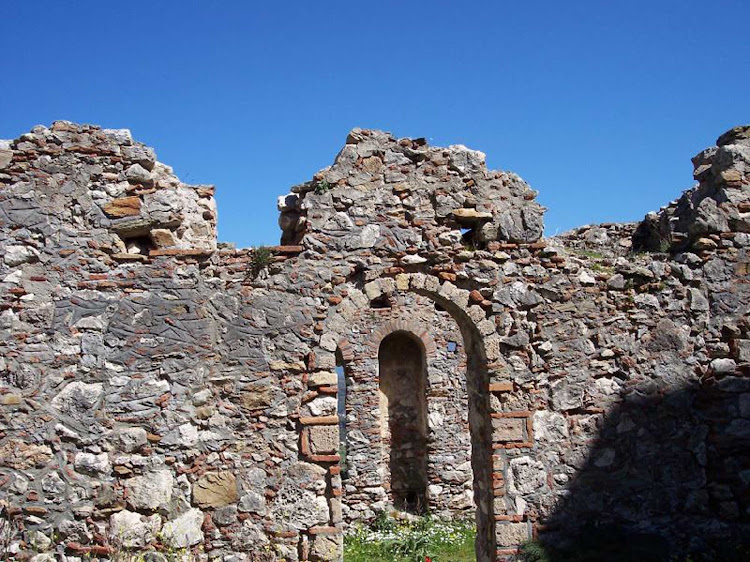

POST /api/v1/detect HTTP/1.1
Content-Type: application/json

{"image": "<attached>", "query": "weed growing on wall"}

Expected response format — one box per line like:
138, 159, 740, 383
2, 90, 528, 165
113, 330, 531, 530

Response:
251, 246, 273, 277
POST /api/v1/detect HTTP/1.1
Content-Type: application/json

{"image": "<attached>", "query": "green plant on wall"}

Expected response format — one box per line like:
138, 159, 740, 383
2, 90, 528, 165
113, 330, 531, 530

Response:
251, 246, 273, 277
314, 180, 332, 195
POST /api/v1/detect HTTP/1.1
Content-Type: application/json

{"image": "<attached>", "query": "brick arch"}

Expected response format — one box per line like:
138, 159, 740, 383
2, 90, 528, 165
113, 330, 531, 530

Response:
317, 273, 502, 369
367, 319, 437, 359
312, 272, 500, 562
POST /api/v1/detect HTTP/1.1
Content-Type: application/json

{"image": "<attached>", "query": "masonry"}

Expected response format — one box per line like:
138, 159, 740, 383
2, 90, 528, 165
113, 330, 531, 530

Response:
0, 122, 748, 561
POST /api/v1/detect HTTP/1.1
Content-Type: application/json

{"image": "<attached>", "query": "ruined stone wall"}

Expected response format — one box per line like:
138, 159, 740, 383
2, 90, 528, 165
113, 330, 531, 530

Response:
0, 121, 748, 562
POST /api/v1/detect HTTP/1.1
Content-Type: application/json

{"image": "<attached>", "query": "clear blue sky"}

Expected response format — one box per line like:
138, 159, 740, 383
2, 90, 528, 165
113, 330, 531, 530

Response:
1, 1, 748, 247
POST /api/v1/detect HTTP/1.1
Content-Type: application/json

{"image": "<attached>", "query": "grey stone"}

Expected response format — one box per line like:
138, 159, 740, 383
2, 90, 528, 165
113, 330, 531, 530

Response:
238, 491, 266, 514
109, 510, 159, 548
533, 411, 569, 443
508, 456, 546, 495
161, 508, 204, 548
4, 245, 39, 266
125, 470, 174, 511
50, 382, 103, 418
212, 505, 238, 526
125, 163, 153, 185
118, 427, 148, 452
711, 358, 736, 374
74, 452, 111, 475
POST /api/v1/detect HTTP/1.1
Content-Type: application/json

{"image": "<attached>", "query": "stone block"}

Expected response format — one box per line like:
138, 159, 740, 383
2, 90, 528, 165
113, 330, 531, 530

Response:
150, 228, 176, 247
161, 508, 204, 548
241, 384, 273, 409
364, 280, 382, 300
118, 427, 148, 452
74, 452, 111, 475
532, 411, 568, 443
508, 456, 546, 495
50, 382, 103, 419
192, 471, 238, 508
109, 510, 159, 548
310, 534, 342, 561
0, 148, 12, 169
103, 196, 141, 217
310, 371, 338, 387
496, 522, 529, 547
493, 417, 525, 442
126, 470, 174, 511
308, 425, 339, 454
736, 340, 750, 363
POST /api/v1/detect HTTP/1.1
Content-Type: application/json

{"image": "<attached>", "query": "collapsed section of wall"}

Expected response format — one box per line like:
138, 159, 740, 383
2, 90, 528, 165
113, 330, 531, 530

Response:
634, 125, 750, 253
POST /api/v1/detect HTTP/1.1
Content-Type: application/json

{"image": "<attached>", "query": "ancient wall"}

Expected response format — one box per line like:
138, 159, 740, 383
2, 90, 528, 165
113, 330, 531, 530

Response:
0, 121, 748, 562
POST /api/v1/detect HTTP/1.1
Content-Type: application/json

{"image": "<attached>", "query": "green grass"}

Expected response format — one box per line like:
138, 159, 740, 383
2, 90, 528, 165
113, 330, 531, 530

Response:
344, 513, 476, 562
571, 248, 606, 260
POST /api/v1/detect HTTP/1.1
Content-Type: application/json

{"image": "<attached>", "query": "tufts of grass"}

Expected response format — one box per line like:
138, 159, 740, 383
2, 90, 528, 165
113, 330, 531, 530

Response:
345, 512, 476, 562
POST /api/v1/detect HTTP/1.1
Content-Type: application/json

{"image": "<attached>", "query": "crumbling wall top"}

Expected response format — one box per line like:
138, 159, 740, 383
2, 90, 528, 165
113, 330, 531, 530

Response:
0, 121, 217, 263
633, 124, 750, 253
277, 128, 545, 253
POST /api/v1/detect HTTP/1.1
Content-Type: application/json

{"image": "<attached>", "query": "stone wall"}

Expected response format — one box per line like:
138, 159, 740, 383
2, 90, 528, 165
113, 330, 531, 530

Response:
0, 121, 748, 562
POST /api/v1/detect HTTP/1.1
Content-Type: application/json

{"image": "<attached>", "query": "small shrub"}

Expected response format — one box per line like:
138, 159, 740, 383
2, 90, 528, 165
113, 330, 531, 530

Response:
314, 180, 332, 194
517, 540, 552, 562
251, 246, 273, 277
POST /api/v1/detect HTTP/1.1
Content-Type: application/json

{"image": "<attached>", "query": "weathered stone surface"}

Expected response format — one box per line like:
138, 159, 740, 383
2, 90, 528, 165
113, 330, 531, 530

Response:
161, 508, 204, 548
310, 535, 341, 561
192, 471, 238, 508
0, 440, 52, 469
238, 491, 266, 514
508, 456, 546, 495
0, 148, 12, 169
492, 417, 525, 442
149, 228, 176, 247
74, 452, 111, 475
241, 384, 273, 409
104, 196, 141, 217
496, 522, 530, 547
308, 425, 339, 454
125, 471, 174, 511
50, 382, 103, 418
110, 510, 160, 548
532, 411, 569, 443
4, 245, 39, 266
118, 427, 148, 452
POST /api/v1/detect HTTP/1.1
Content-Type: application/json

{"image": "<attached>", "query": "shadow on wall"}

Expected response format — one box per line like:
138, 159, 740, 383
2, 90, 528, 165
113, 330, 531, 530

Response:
535, 379, 750, 562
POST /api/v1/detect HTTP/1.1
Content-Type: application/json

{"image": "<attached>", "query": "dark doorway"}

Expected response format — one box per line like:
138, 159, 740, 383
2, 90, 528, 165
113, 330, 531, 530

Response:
378, 332, 429, 514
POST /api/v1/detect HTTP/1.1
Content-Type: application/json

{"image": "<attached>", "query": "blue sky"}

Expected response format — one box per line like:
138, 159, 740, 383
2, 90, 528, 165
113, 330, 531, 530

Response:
1, 1, 748, 247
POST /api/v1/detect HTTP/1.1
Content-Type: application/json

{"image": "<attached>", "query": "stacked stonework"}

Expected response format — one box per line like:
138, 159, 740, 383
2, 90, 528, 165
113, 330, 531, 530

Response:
633, 125, 750, 253
0, 122, 748, 562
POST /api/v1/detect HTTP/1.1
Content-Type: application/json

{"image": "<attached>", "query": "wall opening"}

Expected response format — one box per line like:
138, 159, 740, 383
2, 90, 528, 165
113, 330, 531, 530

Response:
335, 348, 348, 478
119, 234, 155, 255
370, 294, 392, 309
378, 331, 429, 514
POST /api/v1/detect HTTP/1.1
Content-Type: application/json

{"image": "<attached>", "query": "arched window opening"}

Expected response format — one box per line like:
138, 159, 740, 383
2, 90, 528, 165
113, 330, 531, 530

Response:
378, 332, 428, 514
